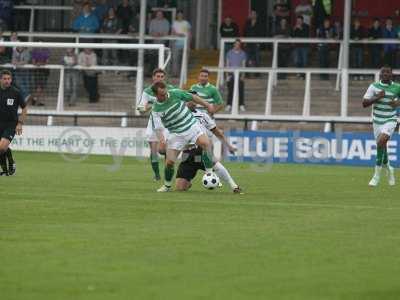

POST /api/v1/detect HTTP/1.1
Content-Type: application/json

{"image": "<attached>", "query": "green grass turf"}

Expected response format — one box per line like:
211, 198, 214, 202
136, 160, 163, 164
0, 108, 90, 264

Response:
1, 151, 400, 300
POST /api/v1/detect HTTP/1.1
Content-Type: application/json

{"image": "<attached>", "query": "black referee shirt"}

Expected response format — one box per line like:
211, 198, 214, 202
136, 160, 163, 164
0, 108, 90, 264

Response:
0, 85, 26, 127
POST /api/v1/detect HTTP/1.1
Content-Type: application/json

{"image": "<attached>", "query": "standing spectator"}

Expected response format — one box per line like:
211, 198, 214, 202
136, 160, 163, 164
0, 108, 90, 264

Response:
295, 0, 313, 26
274, 18, 291, 79
148, 10, 170, 73
272, 0, 290, 34
101, 7, 122, 65
12, 47, 32, 106
62, 48, 78, 107
382, 18, 397, 68
0, 0, 13, 30
220, 16, 239, 54
350, 18, 364, 80
243, 11, 263, 72
116, 0, 134, 34
313, 0, 331, 31
72, 2, 100, 33
292, 16, 310, 79
225, 39, 247, 112
31, 45, 51, 106
368, 18, 382, 68
171, 10, 191, 77
78, 49, 99, 103
316, 18, 334, 80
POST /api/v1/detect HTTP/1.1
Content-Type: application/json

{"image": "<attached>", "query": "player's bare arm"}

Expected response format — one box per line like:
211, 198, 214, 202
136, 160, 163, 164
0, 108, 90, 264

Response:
211, 127, 236, 154
362, 90, 385, 108
191, 94, 215, 114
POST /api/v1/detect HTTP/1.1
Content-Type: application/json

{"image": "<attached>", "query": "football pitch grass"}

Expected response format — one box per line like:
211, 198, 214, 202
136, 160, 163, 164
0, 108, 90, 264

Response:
1, 151, 400, 300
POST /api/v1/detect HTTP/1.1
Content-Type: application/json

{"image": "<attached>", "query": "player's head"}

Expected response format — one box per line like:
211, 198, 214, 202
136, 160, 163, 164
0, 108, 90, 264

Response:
152, 68, 166, 83
380, 65, 392, 83
0, 69, 12, 88
198, 69, 209, 85
151, 81, 168, 101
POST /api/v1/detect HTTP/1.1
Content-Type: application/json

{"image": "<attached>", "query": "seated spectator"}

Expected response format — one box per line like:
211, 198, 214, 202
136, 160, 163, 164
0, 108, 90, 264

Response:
295, 0, 312, 26
272, 0, 290, 34
225, 39, 247, 113
101, 7, 122, 65
274, 18, 291, 79
368, 18, 382, 68
292, 15, 310, 79
62, 48, 79, 107
382, 17, 397, 68
72, 2, 100, 33
220, 16, 239, 54
171, 10, 191, 77
116, 0, 134, 34
350, 18, 364, 80
148, 10, 170, 73
78, 49, 99, 103
12, 46, 33, 106
243, 10, 263, 72
31, 44, 51, 106
0, 0, 13, 30
316, 18, 333, 80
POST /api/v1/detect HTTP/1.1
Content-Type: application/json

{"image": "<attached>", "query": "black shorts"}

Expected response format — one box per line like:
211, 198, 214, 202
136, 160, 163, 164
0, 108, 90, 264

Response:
0, 126, 16, 142
176, 160, 205, 181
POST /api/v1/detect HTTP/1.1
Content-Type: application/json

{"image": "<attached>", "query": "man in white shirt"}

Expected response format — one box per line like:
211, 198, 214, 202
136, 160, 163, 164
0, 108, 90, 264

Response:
171, 10, 191, 77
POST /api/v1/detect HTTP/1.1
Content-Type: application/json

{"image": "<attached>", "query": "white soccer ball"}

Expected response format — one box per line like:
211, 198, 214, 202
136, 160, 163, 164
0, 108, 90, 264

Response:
202, 172, 220, 190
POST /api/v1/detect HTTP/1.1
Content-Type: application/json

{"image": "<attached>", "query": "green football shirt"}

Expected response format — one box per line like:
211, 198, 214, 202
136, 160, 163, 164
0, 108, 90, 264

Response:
190, 82, 223, 110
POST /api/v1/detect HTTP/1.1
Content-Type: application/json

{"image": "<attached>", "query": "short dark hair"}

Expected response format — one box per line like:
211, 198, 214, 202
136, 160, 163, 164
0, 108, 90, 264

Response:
152, 68, 166, 76
297, 15, 304, 20
0, 69, 12, 78
151, 81, 166, 94
199, 68, 209, 75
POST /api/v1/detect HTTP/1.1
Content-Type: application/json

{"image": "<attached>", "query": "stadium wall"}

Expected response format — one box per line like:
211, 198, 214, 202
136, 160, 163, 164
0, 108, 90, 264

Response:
11, 126, 399, 167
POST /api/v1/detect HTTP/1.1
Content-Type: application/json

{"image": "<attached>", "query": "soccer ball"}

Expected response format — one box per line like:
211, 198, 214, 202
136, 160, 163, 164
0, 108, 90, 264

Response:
202, 172, 220, 190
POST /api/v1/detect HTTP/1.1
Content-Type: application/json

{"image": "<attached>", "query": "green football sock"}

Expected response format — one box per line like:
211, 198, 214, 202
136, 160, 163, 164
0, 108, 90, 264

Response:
164, 164, 174, 187
6, 148, 14, 165
150, 153, 160, 178
376, 146, 384, 166
201, 150, 214, 170
382, 147, 388, 166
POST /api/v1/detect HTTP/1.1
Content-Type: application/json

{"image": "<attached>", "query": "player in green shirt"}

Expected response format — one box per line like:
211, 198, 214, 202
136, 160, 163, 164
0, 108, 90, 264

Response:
151, 81, 216, 192
362, 66, 400, 186
189, 69, 224, 113
137, 68, 176, 181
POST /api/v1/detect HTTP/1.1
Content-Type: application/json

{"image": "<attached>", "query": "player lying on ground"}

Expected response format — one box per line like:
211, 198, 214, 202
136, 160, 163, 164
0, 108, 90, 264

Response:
175, 103, 242, 193
0, 69, 28, 176
137, 68, 175, 181
362, 66, 400, 186
151, 81, 216, 192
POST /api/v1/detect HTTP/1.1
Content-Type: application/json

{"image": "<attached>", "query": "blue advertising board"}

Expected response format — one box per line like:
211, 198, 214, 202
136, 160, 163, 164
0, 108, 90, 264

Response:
224, 130, 400, 167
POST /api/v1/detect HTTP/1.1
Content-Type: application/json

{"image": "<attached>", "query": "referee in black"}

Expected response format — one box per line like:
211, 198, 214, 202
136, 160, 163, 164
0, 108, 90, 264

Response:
0, 69, 28, 176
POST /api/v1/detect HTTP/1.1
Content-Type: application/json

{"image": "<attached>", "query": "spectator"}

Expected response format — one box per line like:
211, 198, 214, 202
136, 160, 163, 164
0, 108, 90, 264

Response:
71, 0, 85, 25
274, 18, 291, 79
333, 20, 342, 39
101, 7, 122, 65
220, 16, 239, 54
313, 0, 331, 30
0, 0, 13, 30
295, 0, 313, 26
272, 0, 290, 34
243, 11, 263, 72
225, 39, 247, 112
316, 18, 334, 80
148, 10, 170, 73
116, 0, 134, 33
382, 17, 397, 68
368, 18, 382, 68
171, 10, 191, 77
62, 48, 79, 107
292, 15, 310, 79
72, 2, 100, 33
78, 49, 99, 103
92, 0, 111, 26
31, 45, 51, 106
12, 46, 32, 106
350, 18, 364, 80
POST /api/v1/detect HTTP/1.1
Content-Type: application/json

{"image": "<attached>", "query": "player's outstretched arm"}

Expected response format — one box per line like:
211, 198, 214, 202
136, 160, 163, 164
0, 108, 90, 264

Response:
362, 90, 385, 108
211, 127, 237, 154
388, 98, 400, 108
191, 94, 215, 114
